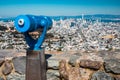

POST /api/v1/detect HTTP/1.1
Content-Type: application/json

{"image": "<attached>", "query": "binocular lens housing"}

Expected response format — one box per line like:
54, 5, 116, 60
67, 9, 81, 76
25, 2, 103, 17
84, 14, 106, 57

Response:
15, 15, 52, 33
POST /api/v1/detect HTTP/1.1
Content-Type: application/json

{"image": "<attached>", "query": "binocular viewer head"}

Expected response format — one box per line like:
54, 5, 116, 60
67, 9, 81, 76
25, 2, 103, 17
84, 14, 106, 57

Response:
15, 15, 52, 33
14, 15, 53, 50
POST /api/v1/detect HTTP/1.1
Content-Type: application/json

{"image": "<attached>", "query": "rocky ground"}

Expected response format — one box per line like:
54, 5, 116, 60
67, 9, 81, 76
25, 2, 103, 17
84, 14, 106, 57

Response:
0, 49, 119, 80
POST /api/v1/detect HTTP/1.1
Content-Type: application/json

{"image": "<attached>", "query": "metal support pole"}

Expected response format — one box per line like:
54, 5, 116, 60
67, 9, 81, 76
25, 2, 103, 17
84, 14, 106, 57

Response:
26, 49, 46, 80
14, 15, 52, 80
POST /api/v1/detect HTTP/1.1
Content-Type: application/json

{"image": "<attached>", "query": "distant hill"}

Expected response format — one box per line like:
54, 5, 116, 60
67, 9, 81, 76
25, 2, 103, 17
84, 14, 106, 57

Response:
0, 17, 15, 22
0, 14, 120, 22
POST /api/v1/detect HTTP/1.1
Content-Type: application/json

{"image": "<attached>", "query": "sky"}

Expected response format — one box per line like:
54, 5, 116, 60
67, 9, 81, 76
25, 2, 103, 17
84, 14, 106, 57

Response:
0, 0, 120, 17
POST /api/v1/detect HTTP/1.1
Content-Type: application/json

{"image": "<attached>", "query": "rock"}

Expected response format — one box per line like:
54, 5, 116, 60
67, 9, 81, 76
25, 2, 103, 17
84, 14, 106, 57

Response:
59, 60, 69, 80
80, 68, 94, 80
68, 67, 81, 80
12, 56, 26, 74
59, 60, 81, 80
47, 76, 60, 80
115, 78, 120, 80
0, 58, 4, 66
2, 61, 13, 75
68, 55, 80, 67
47, 58, 59, 70
91, 71, 114, 80
114, 75, 120, 80
47, 70, 60, 80
0, 77, 4, 80
6, 73, 25, 80
80, 60, 102, 70
115, 76, 120, 80
104, 59, 120, 74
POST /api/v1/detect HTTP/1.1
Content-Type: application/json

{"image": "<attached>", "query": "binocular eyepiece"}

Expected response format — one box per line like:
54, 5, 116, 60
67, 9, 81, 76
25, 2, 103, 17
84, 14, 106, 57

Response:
15, 15, 52, 33
14, 15, 53, 50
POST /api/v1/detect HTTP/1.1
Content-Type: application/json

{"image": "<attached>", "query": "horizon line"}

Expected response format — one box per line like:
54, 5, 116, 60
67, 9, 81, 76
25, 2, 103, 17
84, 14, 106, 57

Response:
0, 14, 120, 18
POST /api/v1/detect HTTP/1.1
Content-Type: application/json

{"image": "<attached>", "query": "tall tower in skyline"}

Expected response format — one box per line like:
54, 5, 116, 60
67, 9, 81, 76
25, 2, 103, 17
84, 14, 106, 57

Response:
82, 14, 84, 20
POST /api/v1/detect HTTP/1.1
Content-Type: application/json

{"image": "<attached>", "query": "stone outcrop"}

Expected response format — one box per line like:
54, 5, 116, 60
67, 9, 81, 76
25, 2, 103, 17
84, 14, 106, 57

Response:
12, 56, 26, 74
6, 73, 25, 80
104, 59, 120, 74
0, 59, 4, 66
80, 60, 102, 70
2, 61, 13, 75
90, 71, 114, 80
47, 70, 60, 80
68, 55, 80, 67
47, 58, 60, 70
59, 60, 81, 80
0, 50, 119, 80
0, 77, 4, 80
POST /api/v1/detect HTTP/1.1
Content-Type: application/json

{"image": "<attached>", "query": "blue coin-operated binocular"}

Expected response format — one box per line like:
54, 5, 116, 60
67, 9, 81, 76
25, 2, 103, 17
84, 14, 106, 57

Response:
15, 15, 52, 50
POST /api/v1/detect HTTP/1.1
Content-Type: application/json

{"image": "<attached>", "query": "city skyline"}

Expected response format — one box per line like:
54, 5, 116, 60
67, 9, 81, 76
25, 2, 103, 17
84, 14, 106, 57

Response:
0, 0, 120, 17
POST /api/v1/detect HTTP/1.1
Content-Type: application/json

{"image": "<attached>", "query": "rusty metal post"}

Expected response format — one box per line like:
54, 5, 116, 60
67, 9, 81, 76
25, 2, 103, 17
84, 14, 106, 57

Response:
26, 49, 46, 80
